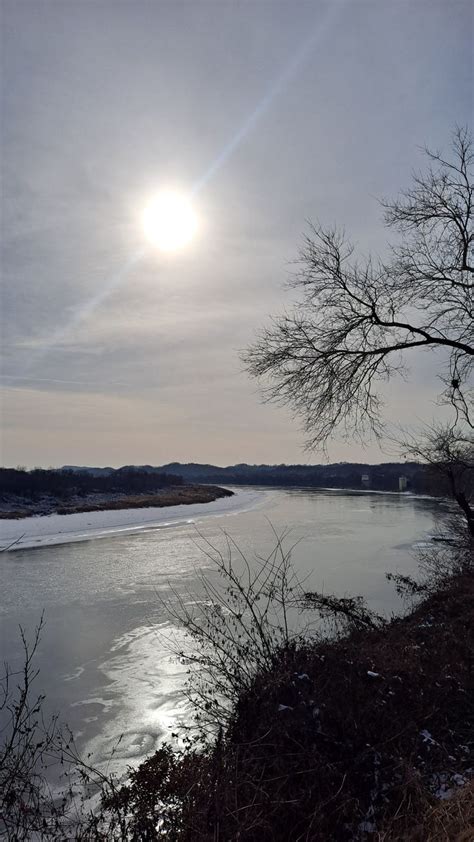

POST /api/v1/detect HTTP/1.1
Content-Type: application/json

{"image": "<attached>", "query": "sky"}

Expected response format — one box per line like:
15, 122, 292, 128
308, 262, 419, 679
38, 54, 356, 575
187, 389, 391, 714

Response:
1, 0, 472, 468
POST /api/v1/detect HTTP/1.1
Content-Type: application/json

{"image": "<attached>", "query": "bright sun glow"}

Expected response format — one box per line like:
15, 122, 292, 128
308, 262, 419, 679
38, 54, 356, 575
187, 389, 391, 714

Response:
142, 191, 198, 252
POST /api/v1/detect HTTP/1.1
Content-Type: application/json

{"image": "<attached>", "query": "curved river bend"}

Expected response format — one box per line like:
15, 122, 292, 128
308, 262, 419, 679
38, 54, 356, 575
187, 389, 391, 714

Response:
0, 486, 441, 777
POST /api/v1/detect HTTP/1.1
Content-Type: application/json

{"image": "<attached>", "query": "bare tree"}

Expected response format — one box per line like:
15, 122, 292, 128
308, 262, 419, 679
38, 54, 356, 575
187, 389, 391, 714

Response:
400, 422, 474, 539
243, 127, 473, 449
160, 529, 310, 732
0, 619, 128, 840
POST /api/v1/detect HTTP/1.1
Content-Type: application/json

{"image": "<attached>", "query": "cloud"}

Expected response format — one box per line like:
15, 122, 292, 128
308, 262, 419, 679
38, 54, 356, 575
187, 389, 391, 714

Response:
1, 0, 472, 465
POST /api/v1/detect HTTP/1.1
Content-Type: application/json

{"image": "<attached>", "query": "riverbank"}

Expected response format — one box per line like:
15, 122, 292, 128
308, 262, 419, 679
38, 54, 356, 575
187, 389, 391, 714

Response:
0, 484, 233, 519
108, 566, 474, 841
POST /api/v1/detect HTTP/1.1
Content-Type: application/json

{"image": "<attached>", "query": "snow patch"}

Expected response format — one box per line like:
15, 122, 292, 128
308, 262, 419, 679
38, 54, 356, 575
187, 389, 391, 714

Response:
0, 488, 265, 551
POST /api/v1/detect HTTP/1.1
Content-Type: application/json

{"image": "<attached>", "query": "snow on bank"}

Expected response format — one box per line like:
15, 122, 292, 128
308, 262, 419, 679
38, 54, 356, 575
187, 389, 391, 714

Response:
0, 487, 266, 551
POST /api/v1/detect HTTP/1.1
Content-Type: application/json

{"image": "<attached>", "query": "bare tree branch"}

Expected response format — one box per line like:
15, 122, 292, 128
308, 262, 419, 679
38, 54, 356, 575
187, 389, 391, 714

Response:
243, 127, 474, 449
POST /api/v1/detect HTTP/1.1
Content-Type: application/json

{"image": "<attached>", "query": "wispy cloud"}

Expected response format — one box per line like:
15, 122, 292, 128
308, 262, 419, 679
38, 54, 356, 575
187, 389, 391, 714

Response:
1, 0, 472, 465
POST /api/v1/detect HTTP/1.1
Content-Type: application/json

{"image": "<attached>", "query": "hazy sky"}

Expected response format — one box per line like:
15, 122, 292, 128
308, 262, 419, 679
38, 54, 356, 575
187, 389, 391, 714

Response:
1, 0, 472, 467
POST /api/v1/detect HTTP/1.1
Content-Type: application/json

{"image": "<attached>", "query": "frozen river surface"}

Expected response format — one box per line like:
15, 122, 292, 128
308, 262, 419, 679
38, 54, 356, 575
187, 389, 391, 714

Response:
0, 486, 440, 777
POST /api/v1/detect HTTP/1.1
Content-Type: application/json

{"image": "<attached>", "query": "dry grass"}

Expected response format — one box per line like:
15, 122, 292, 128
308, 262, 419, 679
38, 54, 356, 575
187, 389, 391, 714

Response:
385, 781, 474, 841
0, 485, 233, 518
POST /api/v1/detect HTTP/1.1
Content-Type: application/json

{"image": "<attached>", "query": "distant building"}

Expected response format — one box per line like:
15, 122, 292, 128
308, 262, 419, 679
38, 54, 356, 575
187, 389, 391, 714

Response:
361, 474, 371, 488
398, 475, 408, 492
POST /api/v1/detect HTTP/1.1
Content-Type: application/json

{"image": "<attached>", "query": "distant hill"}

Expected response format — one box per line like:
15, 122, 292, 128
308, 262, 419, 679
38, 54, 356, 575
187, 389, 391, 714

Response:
62, 465, 115, 477
58, 461, 434, 494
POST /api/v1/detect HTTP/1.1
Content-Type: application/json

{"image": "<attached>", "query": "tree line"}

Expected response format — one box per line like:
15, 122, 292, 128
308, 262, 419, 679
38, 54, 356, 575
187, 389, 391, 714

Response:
163, 460, 433, 493
0, 467, 184, 500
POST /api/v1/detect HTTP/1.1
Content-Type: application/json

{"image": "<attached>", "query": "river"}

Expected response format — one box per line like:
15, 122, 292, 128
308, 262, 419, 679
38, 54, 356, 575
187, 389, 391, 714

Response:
0, 486, 442, 778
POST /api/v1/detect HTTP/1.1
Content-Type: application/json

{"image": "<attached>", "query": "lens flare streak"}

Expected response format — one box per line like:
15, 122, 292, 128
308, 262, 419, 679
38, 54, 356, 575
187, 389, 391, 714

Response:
7, 3, 343, 386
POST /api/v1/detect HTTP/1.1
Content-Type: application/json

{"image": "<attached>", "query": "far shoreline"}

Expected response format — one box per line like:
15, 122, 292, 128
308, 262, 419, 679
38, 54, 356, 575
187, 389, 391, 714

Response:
0, 484, 234, 520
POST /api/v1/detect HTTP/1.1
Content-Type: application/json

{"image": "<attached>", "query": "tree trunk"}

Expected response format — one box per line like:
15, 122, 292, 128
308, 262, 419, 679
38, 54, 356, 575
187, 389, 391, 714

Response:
454, 491, 474, 538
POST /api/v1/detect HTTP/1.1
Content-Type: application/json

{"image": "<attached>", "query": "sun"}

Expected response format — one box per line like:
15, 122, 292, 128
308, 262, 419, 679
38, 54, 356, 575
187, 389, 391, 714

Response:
142, 191, 198, 252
